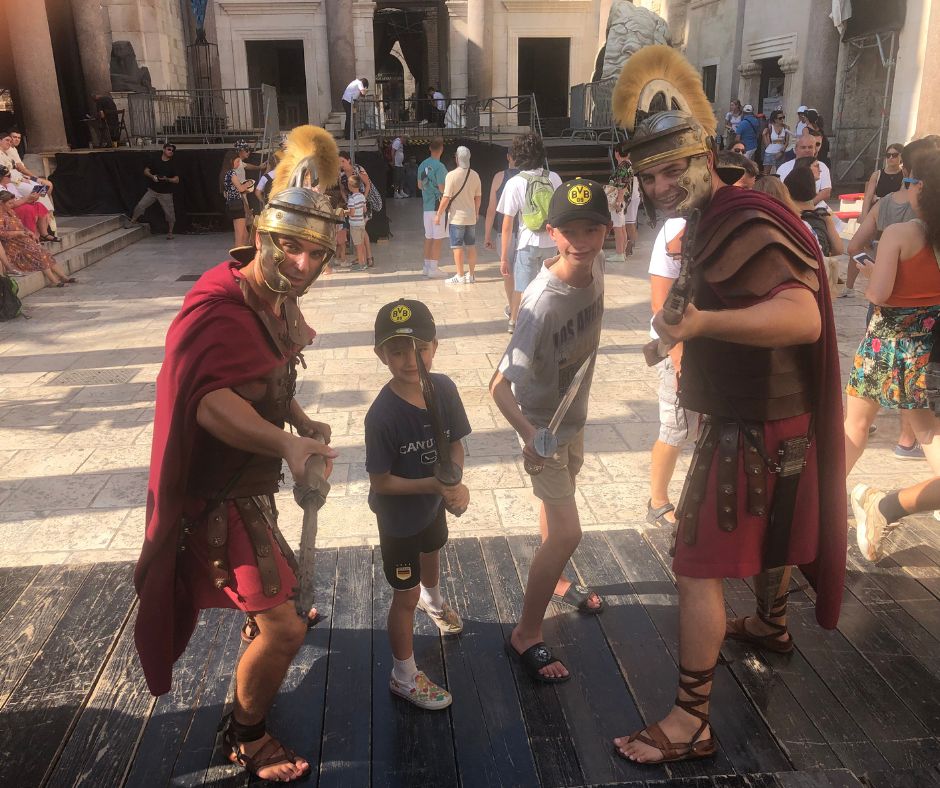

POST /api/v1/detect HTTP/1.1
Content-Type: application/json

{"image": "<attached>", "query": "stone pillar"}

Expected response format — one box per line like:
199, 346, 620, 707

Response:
914, 1, 940, 138
446, 1, 469, 99
70, 1, 113, 103
326, 0, 356, 109
351, 0, 377, 87
778, 56, 801, 120
6, 0, 68, 151
736, 61, 761, 111
467, 0, 488, 98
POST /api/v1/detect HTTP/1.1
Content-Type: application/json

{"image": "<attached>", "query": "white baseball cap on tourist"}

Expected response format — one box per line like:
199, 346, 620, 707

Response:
456, 146, 471, 168
798, 105, 808, 114
742, 104, 753, 113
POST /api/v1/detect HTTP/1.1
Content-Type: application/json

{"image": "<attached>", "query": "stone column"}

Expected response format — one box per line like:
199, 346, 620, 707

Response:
351, 0, 377, 84
736, 61, 761, 111
446, 0, 469, 99
467, 0, 488, 98
6, 0, 68, 151
326, 0, 356, 109
778, 55, 801, 121
70, 1, 113, 102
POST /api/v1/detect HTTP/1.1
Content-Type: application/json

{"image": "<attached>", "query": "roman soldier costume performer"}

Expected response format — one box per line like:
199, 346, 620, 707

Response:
610, 47, 846, 764
135, 125, 343, 782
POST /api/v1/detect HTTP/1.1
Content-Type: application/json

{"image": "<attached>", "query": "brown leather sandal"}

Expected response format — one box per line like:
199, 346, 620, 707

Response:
725, 590, 794, 654
220, 713, 305, 780
615, 665, 717, 763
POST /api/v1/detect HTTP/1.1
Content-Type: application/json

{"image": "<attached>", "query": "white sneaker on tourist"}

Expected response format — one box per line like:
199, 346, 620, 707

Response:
606, 252, 625, 263
463, 272, 475, 284
426, 263, 446, 279
445, 274, 463, 285
839, 286, 855, 298
422, 262, 430, 277
851, 483, 895, 562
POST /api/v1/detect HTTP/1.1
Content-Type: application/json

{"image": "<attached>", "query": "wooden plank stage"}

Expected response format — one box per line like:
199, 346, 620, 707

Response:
2, 527, 940, 788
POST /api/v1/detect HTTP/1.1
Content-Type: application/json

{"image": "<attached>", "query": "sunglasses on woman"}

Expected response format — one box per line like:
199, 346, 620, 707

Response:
886, 151, 901, 158
903, 177, 921, 185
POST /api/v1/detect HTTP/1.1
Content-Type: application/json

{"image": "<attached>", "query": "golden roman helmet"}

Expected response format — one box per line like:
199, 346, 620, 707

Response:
613, 45, 719, 221
233, 125, 345, 295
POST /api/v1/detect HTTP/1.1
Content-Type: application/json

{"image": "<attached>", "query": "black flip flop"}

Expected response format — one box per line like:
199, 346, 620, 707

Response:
552, 583, 605, 614
505, 641, 571, 683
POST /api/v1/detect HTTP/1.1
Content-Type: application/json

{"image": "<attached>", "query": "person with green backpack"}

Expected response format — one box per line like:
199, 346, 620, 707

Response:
496, 133, 561, 333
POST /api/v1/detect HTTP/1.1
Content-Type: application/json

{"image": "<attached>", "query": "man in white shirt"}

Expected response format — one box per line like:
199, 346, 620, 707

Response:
794, 106, 808, 139
776, 134, 831, 205
341, 77, 369, 139
646, 218, 700, 530
496, 133, 561, 330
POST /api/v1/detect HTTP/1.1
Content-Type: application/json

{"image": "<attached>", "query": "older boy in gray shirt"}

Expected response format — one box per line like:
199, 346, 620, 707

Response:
490, 178, 610, 683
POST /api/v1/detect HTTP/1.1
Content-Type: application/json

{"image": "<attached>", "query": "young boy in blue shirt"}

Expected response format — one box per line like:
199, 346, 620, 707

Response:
366, 299, 471, 709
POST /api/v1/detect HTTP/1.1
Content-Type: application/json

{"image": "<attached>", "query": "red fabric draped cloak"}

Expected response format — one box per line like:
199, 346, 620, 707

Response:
135, 261, 289, 695
695, 186, 847, 629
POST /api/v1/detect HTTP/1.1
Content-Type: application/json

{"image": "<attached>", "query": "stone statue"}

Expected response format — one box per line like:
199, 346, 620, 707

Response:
110, 41, 154, 93
595, 1, 671, 82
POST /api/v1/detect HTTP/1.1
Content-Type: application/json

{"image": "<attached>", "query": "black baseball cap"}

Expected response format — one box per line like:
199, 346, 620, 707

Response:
374, 298, 436, 347
547, 178, 611, 227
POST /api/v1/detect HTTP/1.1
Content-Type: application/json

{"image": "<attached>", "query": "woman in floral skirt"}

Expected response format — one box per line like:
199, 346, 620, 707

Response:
0, 192, 73, 286
844, 148, 940, 474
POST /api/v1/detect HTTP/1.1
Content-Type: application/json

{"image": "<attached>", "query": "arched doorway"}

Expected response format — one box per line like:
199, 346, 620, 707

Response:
373, 5, 432, 120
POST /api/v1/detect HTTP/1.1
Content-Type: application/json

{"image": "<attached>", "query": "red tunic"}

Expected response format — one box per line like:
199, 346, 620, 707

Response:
135, 261, 309, 696
672, 187, 847, 630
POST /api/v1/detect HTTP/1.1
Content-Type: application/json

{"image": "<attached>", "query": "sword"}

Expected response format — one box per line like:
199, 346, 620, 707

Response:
292, 437, 331, 621
414, 342, 465, 515
643, 209, 700, 366
525, 352, 595, 475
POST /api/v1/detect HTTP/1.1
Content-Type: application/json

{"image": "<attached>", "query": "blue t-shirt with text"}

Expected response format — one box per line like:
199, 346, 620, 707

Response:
365, 373, 472, 537
418, 157, 448, 212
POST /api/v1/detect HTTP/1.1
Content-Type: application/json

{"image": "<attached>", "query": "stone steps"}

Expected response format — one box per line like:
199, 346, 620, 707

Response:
13, 216, 147, 298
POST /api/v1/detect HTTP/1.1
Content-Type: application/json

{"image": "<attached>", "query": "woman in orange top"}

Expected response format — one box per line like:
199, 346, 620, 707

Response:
845, 148, 940, 486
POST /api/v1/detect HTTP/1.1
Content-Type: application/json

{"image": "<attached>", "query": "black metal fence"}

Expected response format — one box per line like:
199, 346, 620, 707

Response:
126, 87, 266, 143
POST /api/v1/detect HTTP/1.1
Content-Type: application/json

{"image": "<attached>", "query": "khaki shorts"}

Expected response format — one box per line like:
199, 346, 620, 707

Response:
350, 225, 367, 246
531, 428, 585, 503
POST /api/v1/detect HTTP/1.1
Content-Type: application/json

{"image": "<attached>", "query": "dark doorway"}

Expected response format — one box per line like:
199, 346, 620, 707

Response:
245, 40, 307, 128
518, 38, 570, 126
758, 57, 785, 116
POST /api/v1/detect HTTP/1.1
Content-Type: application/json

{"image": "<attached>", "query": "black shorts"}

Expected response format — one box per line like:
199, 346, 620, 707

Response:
379, 505, 448, 590
225, 198, 245, 220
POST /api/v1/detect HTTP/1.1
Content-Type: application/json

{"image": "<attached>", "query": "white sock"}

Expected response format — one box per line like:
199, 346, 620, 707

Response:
420, 583, 444, 613
392, 654, 418, 686
423, 259, 430, 275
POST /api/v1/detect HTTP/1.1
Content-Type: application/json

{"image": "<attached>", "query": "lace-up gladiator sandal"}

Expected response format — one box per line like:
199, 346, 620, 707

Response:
616, 664, 718, 763
725, 588, 794, 654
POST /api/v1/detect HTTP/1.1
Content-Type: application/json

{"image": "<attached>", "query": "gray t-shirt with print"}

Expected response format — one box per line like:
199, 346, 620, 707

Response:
497, 253, 604, 443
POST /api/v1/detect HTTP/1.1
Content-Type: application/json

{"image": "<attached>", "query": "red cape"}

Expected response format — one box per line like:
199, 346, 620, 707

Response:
699, 187, 847, 629
135, 261, 288, 695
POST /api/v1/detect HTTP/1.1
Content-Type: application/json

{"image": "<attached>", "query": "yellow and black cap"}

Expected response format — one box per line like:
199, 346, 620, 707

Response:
547, 178, 611, 227
374, 298, 436, 347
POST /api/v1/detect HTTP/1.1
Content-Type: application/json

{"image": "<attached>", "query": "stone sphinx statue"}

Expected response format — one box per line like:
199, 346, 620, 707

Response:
110, 41, 154, 93
595, 0, 671, 82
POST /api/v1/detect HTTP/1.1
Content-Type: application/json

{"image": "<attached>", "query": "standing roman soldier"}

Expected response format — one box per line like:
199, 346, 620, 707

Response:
609, 46, 846, 764
135, 126, 343, 782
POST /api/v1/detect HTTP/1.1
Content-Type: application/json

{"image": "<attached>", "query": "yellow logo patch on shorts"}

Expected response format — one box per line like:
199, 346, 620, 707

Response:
567, 182, 592, 205
395, 564, 413, 581
390, 304, 412, 323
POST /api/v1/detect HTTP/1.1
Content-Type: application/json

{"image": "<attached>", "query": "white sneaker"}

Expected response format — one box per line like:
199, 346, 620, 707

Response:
851, 483, 896, 562
445, 274, 463, 285
607, 253, 625, 263
394, 191, 406, 199
426, 264, 446, 279
463, 272, 475, 284
507, 320, 515, 334
422, 262, 430, 277
504, 305, 511, 318
389, 671, 452, 710
839, 287, 855, 298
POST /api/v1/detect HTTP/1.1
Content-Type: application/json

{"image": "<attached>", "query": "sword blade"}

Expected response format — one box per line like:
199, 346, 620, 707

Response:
547, 352, 595, 435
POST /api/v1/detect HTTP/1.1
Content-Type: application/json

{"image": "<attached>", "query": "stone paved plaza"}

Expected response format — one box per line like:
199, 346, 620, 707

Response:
0, 198, 926, 567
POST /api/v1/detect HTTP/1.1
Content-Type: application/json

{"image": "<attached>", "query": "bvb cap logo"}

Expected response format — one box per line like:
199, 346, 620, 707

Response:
567, 182, 592, 206
390, 304, 412, 323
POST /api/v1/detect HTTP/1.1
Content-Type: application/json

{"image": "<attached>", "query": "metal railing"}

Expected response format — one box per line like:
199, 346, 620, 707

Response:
477, 95, 542, 143
564, 79, 620, 142
354, 97, 482, 139
125, 87, 269, 143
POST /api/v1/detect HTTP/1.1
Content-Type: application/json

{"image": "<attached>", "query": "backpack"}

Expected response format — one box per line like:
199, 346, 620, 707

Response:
800, 209, 832, 257
0, 275, 23, 321
519, 171, 553, 233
